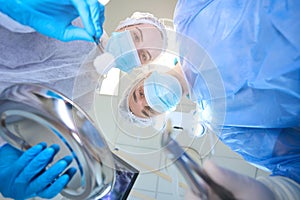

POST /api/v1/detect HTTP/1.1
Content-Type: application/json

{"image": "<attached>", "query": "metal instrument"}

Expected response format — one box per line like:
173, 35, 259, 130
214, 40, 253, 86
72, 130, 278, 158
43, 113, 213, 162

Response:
93, 36, 105, 53
0, 84, 115, 200
162, 120, 209, 200
162, 121, 236, 200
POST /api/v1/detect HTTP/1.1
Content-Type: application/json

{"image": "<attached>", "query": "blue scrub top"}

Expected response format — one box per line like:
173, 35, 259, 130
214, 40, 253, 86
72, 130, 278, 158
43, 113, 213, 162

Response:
174, 0, 300, 184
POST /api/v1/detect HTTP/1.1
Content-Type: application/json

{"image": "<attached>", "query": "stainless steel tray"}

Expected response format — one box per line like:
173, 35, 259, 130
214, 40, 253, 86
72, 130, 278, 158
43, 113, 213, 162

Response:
0, 83, 115, 200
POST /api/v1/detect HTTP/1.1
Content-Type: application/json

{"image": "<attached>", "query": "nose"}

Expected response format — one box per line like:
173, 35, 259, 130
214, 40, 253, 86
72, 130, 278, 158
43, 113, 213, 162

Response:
136, 93, 149, 109
141, 97, 149, 107
136, 94, 147, 107
137, 50, 144, 64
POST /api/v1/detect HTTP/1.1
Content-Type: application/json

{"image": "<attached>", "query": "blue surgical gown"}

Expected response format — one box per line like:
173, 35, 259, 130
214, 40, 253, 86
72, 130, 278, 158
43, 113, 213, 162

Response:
174, 0, 300, 183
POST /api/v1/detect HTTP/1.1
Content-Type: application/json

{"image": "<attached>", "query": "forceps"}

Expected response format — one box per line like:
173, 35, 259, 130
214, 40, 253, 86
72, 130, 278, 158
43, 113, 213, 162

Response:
93, 36, 104, 53
161, 121, 236, 200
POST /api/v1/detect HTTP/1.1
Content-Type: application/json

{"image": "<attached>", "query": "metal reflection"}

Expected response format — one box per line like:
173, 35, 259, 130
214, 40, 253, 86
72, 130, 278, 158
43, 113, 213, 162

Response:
0, 83, 115, 200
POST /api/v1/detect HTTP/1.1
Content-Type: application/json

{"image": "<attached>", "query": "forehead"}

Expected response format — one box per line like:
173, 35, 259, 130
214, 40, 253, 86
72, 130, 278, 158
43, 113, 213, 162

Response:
129, 24, 164, 59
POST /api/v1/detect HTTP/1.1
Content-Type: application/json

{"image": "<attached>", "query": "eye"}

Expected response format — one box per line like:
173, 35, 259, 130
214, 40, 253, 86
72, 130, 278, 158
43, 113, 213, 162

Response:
140, 51, 150, 63
139, 89, 144, 98
148, 107, 155, 114
133, 32, 140, 43
145, 106, 156, 114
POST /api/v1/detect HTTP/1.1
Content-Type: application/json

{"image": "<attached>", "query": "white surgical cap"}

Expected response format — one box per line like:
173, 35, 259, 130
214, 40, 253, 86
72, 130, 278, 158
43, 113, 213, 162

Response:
118, 75, 153, 128
116, 12, 167, 49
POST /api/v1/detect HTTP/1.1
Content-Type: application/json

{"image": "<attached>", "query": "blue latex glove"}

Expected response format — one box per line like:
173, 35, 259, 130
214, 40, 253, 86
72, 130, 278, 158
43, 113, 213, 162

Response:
0, 0, 105, 42
0, 143, 77, 199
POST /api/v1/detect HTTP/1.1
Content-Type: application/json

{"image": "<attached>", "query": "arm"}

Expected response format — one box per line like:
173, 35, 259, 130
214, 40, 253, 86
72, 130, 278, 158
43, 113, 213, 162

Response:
185, 160, 275, 200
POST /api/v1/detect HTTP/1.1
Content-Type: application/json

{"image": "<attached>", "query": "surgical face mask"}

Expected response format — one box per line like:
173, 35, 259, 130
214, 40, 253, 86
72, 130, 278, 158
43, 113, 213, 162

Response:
105, 31, 141, 72
144, 71, 182, 113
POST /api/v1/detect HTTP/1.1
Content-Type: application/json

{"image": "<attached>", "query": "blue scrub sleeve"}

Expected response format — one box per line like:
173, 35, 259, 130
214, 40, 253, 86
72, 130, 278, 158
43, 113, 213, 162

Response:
174, 0, 300, 187
174, 0, 300, 128
219, 127, 300, 185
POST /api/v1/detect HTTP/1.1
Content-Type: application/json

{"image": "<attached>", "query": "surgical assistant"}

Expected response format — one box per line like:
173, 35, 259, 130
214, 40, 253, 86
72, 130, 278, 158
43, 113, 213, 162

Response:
174, 0, 300, 183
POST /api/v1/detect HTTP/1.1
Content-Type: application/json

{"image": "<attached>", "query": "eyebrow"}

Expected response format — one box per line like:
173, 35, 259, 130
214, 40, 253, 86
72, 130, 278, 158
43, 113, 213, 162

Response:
132, 89, 149, 117
133, 89, 137, 103
130, 106, 149, 118
141, 109, 150, 118
146, 51, 152, 61
145, 106, 155, 114
136, 27, 143, 42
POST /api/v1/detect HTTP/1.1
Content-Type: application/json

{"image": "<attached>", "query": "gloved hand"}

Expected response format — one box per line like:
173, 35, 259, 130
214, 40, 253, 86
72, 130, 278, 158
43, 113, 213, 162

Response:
0, 0, 105, 42
185, 160, 275, 200
0, 143, 76, 199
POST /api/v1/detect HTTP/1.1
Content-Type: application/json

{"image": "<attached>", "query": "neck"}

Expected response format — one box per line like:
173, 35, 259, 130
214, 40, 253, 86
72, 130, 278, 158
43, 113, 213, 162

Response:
168, 63, 189, 95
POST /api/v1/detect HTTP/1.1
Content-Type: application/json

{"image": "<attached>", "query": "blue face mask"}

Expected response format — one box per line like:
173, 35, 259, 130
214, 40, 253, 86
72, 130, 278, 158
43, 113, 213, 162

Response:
144, 71, 182, 113
105, 31, 141, 72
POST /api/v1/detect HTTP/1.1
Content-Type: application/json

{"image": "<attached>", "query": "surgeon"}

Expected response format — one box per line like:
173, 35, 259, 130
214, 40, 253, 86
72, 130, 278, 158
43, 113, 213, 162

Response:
119, 52, 300, 186
0, 2, 166, 199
